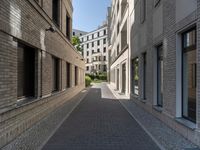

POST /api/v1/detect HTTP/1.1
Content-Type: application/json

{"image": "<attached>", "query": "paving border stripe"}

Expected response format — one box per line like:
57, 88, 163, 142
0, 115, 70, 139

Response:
38, 88, 90, 150
106, 84, 165, 150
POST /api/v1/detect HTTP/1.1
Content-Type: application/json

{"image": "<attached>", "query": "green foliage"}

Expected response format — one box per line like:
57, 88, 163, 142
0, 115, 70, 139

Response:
86, 73, 107, 81
72, 36, 83, 52
85, 76, 92, 87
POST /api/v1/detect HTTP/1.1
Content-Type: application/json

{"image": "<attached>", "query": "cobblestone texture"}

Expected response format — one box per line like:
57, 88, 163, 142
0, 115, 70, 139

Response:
42, 83, 160, 150
2, 89, 89, 150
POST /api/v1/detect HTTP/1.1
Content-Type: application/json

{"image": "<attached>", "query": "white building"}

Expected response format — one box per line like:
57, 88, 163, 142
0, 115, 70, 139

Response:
80, 25, 108, 75
108, 0, 131, 96
72, 29, 88, 37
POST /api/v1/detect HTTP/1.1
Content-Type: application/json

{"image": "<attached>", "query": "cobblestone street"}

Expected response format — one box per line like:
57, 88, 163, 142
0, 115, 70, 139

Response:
42, 83, 160, 150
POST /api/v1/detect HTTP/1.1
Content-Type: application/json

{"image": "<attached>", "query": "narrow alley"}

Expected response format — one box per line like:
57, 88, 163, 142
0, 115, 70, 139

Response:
42, 83, 159, 150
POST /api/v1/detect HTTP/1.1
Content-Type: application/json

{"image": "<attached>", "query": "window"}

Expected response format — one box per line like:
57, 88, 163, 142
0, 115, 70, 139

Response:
87, 59, 89, 63
143, 52, 147, 99
97, 49, 100, 52
73, 32, 75, 36
17, 43, 35, 99
66, 15, 71, 39
103, 38, 106, 44
75, 66, 78, 86
80, 33, 82, 36
103, 65, 107, 72
87, 43, 89, 48
103, 56, 106, 61
104, 30, 106, 35
117, 44, 120, 55
92, 50, 94, 54
140, 0, 146, 23
99, 65, 101, 70
66, 62, 71, 88
87, 36, 89, 41
117, 22, 120, 35
132, 58, 139, 96
92, 42, 94, 47
52, 0, 60, 26
103, 47, 106, 53
117, 1, 119, 13
97, 40, 100, 46
99, 56, 101, 61
157, 45, 163, 107
182, 28, 196, 122
87, 51, 89, 56
52, 56, 59, 92
98, 32, 100, 37
92, 34, 94, 39
86, 66, 89, 71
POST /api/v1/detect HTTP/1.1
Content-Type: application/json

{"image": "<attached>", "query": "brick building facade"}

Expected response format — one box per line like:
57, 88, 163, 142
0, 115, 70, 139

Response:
0, 0, 85, 148
129, 0, 200, 146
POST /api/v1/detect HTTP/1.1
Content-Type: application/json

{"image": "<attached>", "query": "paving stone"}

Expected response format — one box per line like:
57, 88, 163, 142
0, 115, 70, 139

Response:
42, 83, 160, 150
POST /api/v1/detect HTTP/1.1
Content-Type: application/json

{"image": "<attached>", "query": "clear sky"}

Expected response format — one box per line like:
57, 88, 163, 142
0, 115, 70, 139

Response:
72, 0, 111, 32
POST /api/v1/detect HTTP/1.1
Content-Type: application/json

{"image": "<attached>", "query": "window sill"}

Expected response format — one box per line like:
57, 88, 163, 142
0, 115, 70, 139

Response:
153, 105, 163, 113
175, 118, 197, 130
16, 97, 39, 108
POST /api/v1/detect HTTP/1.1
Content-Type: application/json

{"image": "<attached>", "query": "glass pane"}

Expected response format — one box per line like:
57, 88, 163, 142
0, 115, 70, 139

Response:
183, 29, 196, 48
133, 58, 139, 95
183, 49, 196, 122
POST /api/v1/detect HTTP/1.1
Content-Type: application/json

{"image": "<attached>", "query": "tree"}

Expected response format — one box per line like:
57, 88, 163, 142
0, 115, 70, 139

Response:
72, 36, 83, 52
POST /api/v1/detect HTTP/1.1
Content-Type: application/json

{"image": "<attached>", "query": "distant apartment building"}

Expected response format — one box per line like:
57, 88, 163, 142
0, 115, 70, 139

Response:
72, 29, 88, 37
108, 0, 131, 95
0, 0, 85, 148
80, 25, 108, 75
109, 0, 200, 147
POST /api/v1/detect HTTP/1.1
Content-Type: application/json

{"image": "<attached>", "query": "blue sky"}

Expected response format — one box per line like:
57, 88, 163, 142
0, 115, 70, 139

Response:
72, 0, 111, 32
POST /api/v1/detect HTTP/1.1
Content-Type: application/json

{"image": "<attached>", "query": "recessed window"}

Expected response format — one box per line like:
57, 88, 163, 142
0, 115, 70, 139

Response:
97, 40, 100, 46
104, 30, 106, 35
92, 42, 94, 47
66, 62, 71, 88
103, 56, 106, 61
87, 51, 89, 56
17, 43, 35, 99
52, 0, 60, 26
143, 52, 147, 100
103, 47, 106, 53
97, 49, 100, 52
86, 66, 89, 71
87, 43, 89, 48
157, 45, 163, 107
103, 65, 107, 72
75, 66, 78, 86
132, 58, 139, 96
182, 27, 196, 122
52, 56, 59, 92
103, 38, 106, 44
66, 15, 71, 39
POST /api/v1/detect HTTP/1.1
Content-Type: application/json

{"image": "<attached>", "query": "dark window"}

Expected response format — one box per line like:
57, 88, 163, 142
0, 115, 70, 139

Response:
97, 40, 100, 46
87, 43, 89, 48
52, 56, 59, 92
99, 56, 101, 61
75, 66, 78, 86
92, 34, 94, 39
103, 65, 107, 72
52, 0, 60, 26
117, 1, 119, 13
73, 32, 75, 36
103, 56, 106, 61
157, 45, 163, 107
92, 50, 94, 54
17, 43, 35, 99
87, 59, 89, 63
104, 30, 106, 35
87, 36, 89, 41
97, 49, 100, 52
103, 38, 106, 44
117, 44, 120, 55
132, 58, 139, 95
92, 42, 94, 47
104, 48, 106, 53
140, 0, 146, 23
87, 51, 89, 56
86, 66, 89, 71
117, 22, 120, 35
182, 28, 196, 122
66, 62, 71, 88
98, 32, 100, 37
66, 15, 71, 39
80, 33, 82, 36
143, 52, 147, 100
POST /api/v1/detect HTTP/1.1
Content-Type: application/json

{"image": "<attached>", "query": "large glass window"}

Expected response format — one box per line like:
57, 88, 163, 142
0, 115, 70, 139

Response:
52, 0, 60, 26
66, 62, 71, 88
17, 43, 35, 99
132, 58, 139, 95
157, 45, 163, 107
182, 28, 196, 122
52, 56, 59, 92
